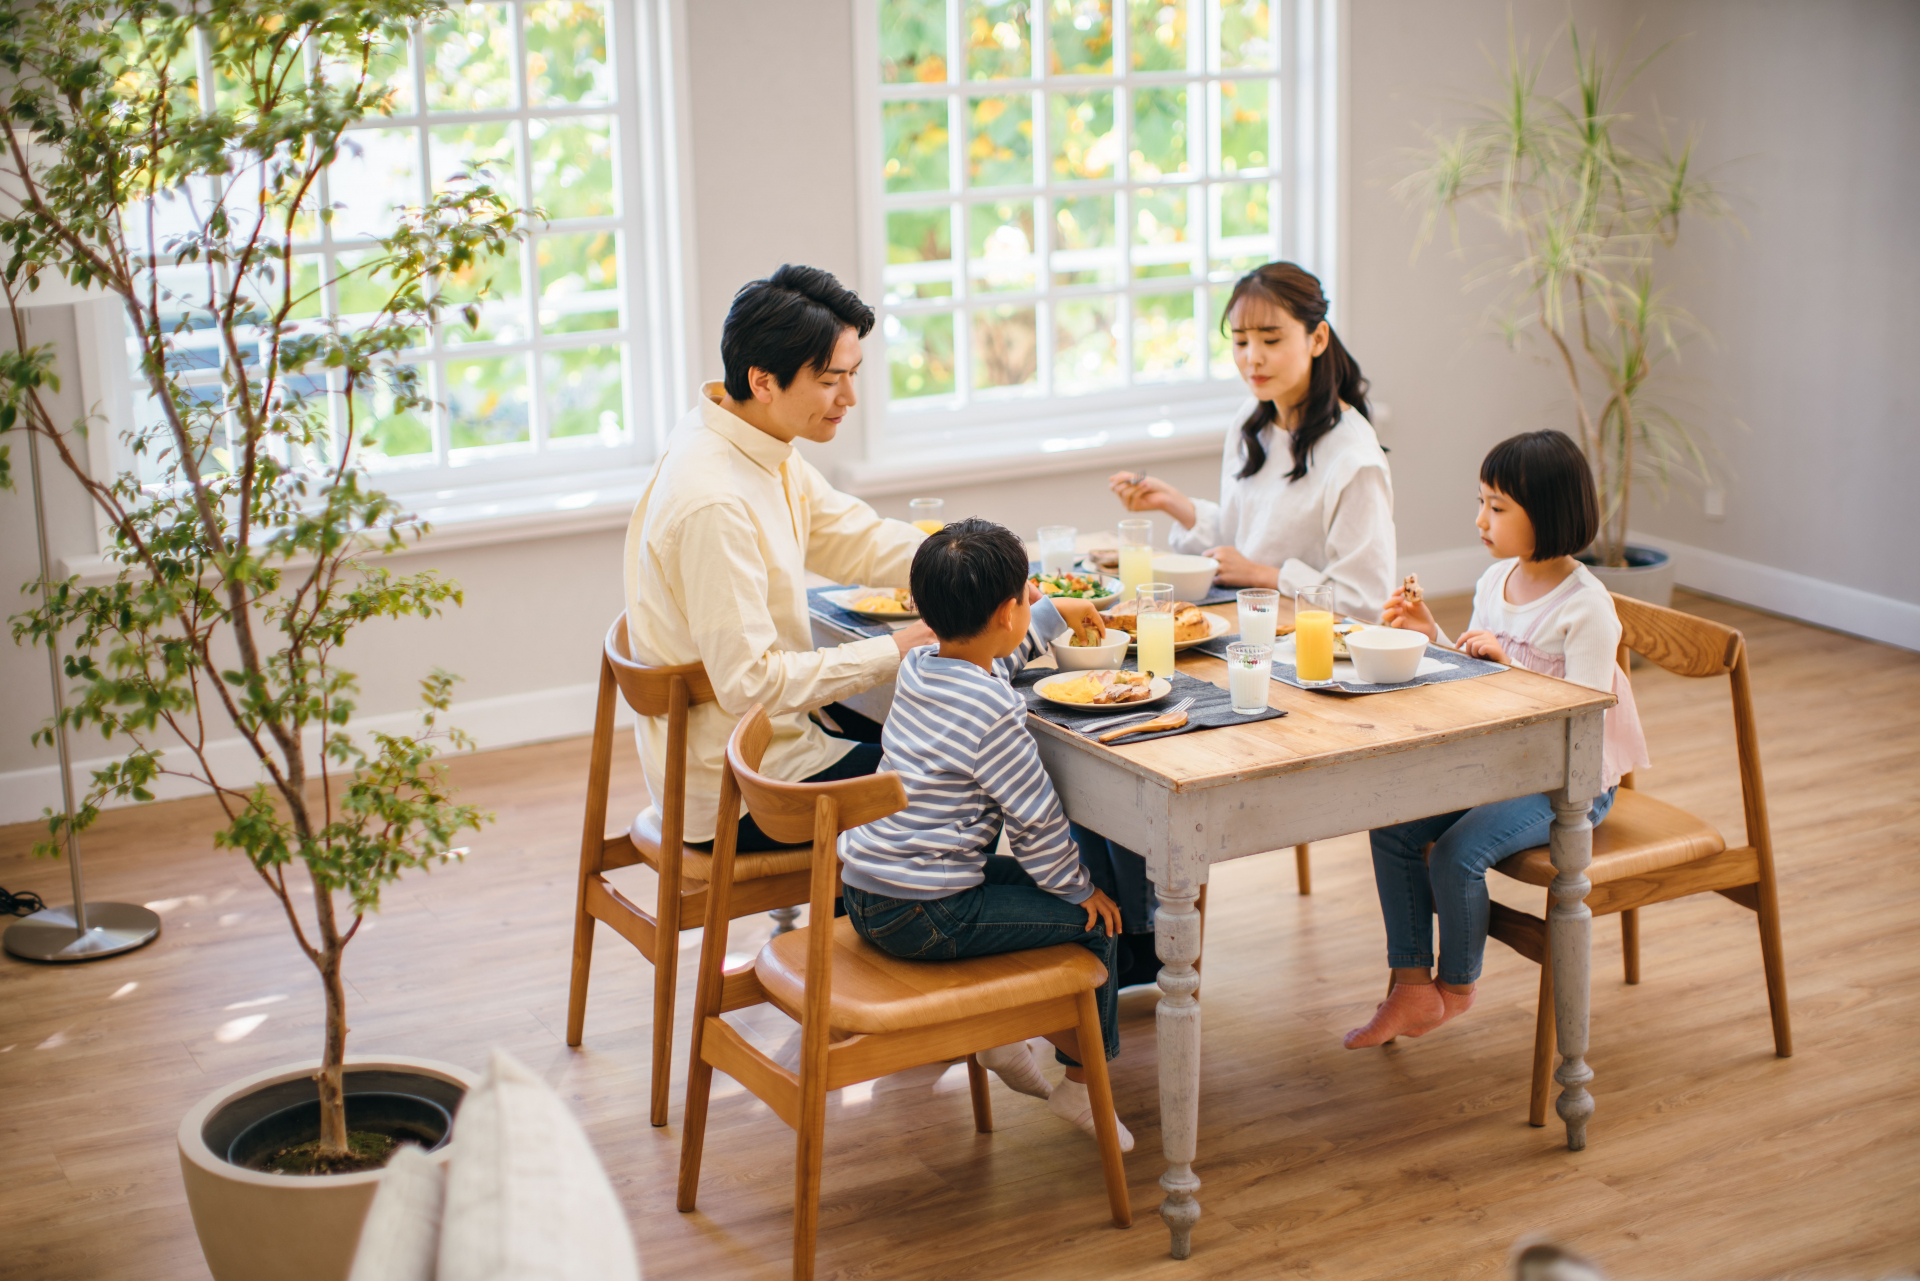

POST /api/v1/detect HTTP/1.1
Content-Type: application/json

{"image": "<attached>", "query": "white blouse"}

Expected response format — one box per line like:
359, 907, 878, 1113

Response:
1168, 402, 1396, 621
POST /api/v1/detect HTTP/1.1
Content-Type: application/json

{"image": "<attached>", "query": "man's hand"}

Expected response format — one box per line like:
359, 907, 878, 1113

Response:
1454, 629, 1510, 664
1203, 545, 1278, 590
1079, 886, 1122, 937
1053, 597, 1106, 645
892, 620, 936, 655
1381, 585, 1438, 641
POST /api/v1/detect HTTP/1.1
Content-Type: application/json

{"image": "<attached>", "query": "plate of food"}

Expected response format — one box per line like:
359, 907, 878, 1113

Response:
1032, 669, 1171, 713
1031, 569, 1123, 608
1101, 599, 1231, 651
823, 587, 919, 621
1080, 547, 1120, 575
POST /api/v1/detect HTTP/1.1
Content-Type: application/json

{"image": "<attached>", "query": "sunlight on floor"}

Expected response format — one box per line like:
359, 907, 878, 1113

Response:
214, 1015, 267, 1043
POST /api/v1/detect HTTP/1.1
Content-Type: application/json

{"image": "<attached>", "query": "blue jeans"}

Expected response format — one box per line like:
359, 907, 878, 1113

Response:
1370, 788, 1617, 986
1068, 823, 1157, 935
841, 855, 1120, 1066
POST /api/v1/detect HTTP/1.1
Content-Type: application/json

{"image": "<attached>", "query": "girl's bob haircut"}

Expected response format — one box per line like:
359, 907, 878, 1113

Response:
1480, 430, 1600, 561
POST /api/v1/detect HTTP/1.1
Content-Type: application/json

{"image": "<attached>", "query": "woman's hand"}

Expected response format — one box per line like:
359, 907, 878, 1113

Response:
1381, 586, 1437, 641
1454, 630, 1510, 664
1109, 471, 1197, 529
1079, 886, 1122, 937
1051, 597, 1106, 643
891, 620, 937, 655
1202, 545, 1278, 590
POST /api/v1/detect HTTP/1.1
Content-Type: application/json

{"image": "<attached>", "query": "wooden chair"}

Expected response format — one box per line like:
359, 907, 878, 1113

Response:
677, 706, 1132, 1279
565, 615, 814, 1127
1489, 594, 1791, 1125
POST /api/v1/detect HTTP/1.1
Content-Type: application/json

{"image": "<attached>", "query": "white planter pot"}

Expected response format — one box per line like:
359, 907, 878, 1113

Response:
178, 1055, 479, 1281
1581, 542, 1675, 608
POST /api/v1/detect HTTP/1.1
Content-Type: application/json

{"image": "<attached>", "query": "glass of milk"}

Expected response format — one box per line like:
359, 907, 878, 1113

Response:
1037, 525, 1077, 573
1227, 642, 1273, 714
1235, 588, 1279, 647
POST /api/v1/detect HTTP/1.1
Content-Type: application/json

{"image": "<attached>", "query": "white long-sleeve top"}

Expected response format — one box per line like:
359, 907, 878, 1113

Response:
1168, 403, 1396, 621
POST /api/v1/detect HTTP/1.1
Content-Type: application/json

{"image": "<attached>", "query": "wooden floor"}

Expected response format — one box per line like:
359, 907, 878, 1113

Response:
2, 592, 1916, 1281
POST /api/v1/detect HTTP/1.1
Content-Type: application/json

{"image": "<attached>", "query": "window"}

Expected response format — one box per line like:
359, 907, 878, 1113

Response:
857, 0, 1341, 464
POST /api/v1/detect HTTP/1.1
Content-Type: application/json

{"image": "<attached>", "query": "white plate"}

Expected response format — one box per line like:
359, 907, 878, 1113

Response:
822, 588, 920, 622
1032, 573, 1125, 610
1119, 610, 1232, 652
1032, 672, 1173, 714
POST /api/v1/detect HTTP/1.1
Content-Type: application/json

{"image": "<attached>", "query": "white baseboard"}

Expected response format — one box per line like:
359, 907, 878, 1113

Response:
0, 682, 634, 828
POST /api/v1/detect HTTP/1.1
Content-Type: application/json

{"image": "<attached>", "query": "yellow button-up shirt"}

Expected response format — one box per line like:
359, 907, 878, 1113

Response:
622, 385, 922, 842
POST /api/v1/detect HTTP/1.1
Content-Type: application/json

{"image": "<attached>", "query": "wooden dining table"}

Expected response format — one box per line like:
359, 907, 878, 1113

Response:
814, 594, 1614, 1261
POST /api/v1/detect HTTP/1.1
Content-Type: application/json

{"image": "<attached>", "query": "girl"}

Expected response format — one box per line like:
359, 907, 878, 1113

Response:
1344, 430, 1650, 1049
1108, 262, 1395, 621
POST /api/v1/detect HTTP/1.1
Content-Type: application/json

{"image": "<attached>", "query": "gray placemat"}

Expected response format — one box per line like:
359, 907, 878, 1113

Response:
807, 586, 894, 639
1192, 632, 1509, 695
1013, 667, 1285, 743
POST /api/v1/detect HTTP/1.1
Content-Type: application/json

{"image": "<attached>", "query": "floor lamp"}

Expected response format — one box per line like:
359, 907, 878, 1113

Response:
3, 424, 160, 962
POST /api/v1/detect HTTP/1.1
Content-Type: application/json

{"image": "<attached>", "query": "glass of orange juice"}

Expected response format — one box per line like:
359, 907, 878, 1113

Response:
909, 497, 944, 534
1294, 584, 1336, 684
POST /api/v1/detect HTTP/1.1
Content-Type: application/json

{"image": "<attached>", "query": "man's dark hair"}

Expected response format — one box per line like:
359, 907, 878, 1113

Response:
1479, 430, 1600, 561
720, 264, 875, 400
910, 518, 1029, 642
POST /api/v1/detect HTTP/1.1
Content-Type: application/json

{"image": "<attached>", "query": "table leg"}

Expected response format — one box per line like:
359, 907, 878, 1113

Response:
1154, 882, 1203, 1258
1547, 785, 1596, 1150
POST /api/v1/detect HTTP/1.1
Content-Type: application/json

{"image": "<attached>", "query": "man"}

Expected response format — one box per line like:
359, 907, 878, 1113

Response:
623, 264, 934, 849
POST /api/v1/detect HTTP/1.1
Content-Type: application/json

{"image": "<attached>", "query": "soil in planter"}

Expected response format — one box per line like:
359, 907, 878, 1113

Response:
226, 1090, 452, 1176
254, 1131, 402, 1176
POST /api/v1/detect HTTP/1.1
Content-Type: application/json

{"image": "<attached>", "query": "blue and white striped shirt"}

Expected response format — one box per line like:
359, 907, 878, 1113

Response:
839, 599, 1091, 904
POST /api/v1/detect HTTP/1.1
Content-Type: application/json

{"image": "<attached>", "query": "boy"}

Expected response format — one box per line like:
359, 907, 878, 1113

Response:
839, 519, 1137, 1149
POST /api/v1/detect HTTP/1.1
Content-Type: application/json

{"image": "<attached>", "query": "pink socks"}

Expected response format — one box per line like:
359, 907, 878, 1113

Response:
1438, 985, 1476, 1025
1343, 982, 1446, 1048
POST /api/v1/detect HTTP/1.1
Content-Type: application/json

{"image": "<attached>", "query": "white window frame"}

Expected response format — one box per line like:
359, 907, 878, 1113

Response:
847, 0, 1343, 490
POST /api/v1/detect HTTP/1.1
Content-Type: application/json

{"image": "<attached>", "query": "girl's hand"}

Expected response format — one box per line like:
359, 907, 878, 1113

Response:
1052, 597, 1106, 643
1381, 587, 1438, 641
1455, 630, 1510, 664
1202, 545, 1278, 590
1079, 886, 1122, 937
1109, 471, 1197, 529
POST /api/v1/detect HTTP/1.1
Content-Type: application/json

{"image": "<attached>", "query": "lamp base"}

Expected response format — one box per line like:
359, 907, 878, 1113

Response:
4, 902, 161, 962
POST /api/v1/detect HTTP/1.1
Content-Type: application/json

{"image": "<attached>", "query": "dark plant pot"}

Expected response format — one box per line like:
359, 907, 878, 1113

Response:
1578, 542, 1675, 608
227, 1090, 453, 1170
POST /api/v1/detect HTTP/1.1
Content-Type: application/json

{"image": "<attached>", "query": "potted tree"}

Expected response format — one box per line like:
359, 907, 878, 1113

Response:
0, 2, 519, 1277
1399, 21, 1732, 603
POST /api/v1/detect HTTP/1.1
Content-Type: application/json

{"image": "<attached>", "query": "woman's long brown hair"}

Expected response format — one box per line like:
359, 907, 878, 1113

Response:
1222, 262, 1370, 482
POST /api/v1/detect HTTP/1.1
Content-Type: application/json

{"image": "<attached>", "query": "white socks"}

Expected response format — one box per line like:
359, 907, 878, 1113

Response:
1047, 1078, 1134, 1153
975, 1041, 1053, 1100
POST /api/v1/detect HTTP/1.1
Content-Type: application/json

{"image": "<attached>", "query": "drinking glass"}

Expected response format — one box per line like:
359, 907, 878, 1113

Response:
1135, 582, 1176, 680
1293, 584, 1336, 684
1038, 525, 1077, 574
1227, 642, 1273, 714
909, 497, 944, 534
1236, 588, 1279, 648
1118, 518, 1154, 599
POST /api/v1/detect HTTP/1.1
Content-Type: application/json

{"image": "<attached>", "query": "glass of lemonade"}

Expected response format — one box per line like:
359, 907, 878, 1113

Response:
1227, 642, 1273, 714
1038, 525, 1077, 574
1135, 582, 1176, 680
1236, 588, 1279, 648
909, 497, 944, 534
1294, 584, 1336, 684
1118, 518, 1154, 599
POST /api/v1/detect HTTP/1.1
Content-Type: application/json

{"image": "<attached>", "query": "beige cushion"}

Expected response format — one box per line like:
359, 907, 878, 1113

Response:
1496, 788, 1727, 887
346, 1143, 445, 1281
437, 1050, 639, 1281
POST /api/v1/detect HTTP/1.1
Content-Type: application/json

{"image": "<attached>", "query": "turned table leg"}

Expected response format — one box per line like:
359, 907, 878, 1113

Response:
1154, 880, 1204, 1257
1548, 784, 1596, 1150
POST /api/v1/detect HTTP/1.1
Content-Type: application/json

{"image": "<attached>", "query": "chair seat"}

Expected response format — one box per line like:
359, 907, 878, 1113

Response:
631, 808, 812, 882
1496, 788, 1726, 888
755, 917, 1109, 1035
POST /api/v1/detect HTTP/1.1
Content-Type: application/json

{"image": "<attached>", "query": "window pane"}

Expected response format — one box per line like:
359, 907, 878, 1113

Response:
887, 311, 957, 400
1131, 86, 1189, 180
538, 231, 621, 333
526, 1, 613, 106
1134, 290, 1198, 381
1217, 80, 1271, 173
1213, 179, 1270, 239
543, 344, 626, 439
1054, 296, 1120, 392
352, 368, 435, 462
886, 208, 955, 303
530, 116, 616, 219
1210, 252, 1267, 283
1209, 285, 1236, 377
882, 0, 949, 84
968, 94, 1033, 188
333, 250, 420, 335
965, 0, 1032, 79
1219, 0, 1272, 70
1049, 91, 1116, 181
1128, 0, 1185, 71
1051, 194, 1116, 285
430, 121, 523, 206
1132, 187, 1194, 279
443, 240, 529, 344
329, 127, 422, 240
425, 2, 518, 112
884, 100, 952, 194
319, 28, 413, 116
971, 304, 1038, 390
446, 354, 533, 450
1048, 0, 1112, 75
969, 198, 1036, 293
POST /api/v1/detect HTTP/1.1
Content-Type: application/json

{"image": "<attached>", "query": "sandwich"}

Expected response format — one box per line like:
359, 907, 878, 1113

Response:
1402, 573, 1423, 606
1102, 598, 1211, 643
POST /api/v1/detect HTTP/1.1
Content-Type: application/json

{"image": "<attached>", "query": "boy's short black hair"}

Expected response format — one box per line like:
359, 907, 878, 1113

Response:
910, 518, 1029, 641
720, 264, 875, 400
1480, 430, 1601, 561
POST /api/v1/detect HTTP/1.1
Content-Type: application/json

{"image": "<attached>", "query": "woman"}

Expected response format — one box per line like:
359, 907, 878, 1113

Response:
1111, 262, 1395, 622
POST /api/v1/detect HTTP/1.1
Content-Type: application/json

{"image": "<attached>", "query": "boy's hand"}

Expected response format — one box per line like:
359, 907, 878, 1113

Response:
1455, 630, 1509, 664
1079, 887, 1122, 937
1381, 587, 1438, 641
1053, 598, 1106, 644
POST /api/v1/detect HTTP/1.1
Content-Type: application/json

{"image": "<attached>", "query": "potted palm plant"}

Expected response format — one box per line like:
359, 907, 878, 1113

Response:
0, 2, 520, 1277
1399, 20, 1732, 602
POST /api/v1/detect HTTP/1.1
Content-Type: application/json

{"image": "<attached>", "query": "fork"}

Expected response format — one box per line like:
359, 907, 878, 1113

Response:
1074, 696, 1194, 736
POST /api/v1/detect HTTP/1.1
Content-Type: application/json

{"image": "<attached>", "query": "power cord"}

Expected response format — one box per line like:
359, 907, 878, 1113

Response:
1, 886, 48, 917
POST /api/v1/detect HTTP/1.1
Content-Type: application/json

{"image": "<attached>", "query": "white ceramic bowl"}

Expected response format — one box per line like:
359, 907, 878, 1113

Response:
1050, 633, 1131, 671
1344, 625, 1428, 684
1151, 554, 1219, 601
